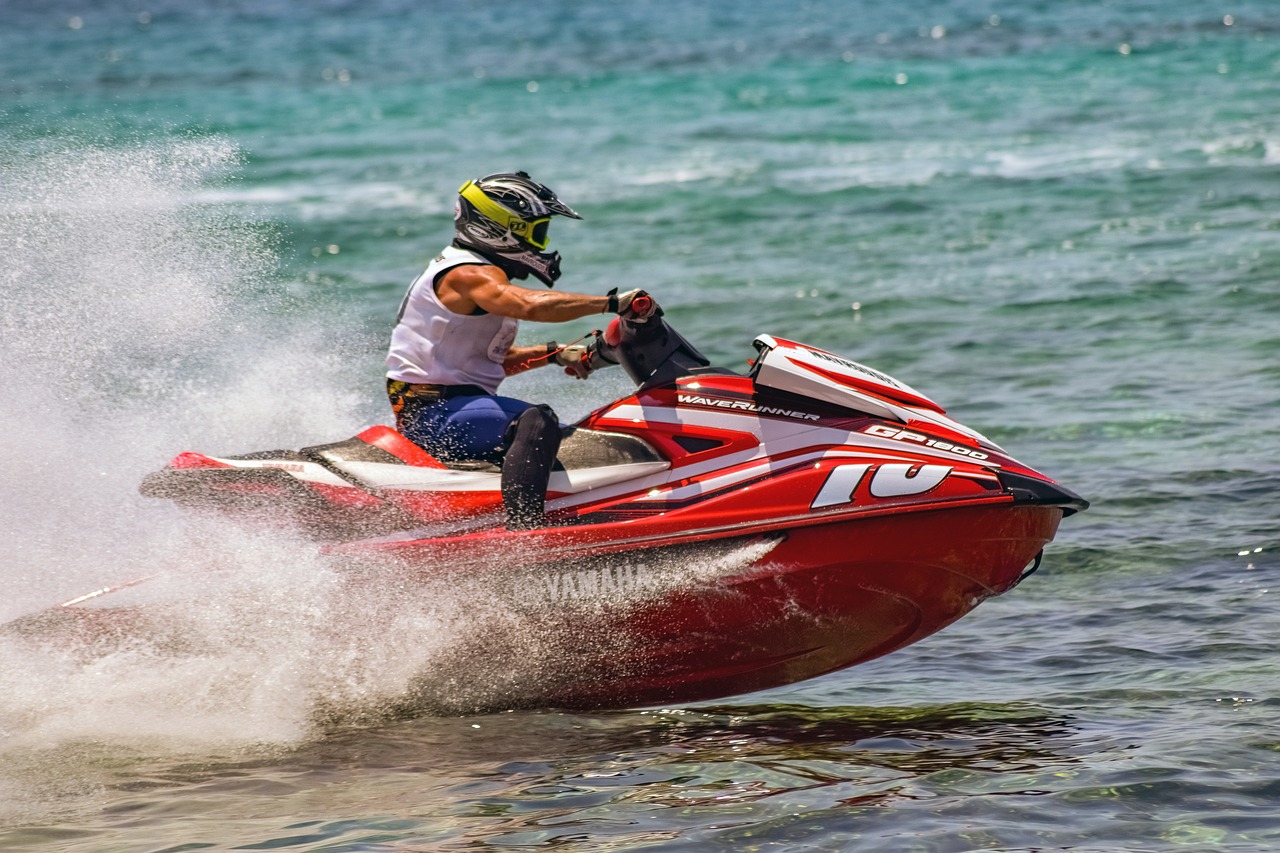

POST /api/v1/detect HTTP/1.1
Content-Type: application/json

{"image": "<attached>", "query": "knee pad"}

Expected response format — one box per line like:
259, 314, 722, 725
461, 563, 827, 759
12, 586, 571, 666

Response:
504, 404, 560, 451
501, 405, 562, 529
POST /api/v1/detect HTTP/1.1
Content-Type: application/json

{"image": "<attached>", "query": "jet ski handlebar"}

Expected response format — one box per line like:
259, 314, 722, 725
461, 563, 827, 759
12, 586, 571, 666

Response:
592, 293, 713, 389
627, 294, 655, 319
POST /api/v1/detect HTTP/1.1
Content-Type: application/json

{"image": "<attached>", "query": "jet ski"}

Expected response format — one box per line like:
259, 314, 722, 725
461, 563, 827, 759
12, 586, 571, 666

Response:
127, 304, 1087, 709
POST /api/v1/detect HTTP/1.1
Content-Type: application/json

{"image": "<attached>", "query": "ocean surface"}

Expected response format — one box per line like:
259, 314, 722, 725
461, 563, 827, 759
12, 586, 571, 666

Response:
2, 0, 1278, 849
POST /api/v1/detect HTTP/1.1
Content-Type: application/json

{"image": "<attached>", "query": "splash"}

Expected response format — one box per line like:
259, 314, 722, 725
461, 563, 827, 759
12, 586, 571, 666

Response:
3, 141, 250, 613
0, 139, 374, 757
0, 141, 782, 786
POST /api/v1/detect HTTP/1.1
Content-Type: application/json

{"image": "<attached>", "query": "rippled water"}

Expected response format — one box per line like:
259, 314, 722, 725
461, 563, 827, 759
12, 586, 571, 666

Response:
2, 0, 1278, 849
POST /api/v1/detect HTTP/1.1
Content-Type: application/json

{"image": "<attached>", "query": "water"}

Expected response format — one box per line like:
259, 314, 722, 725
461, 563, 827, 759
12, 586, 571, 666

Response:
1, 0, 1278, 849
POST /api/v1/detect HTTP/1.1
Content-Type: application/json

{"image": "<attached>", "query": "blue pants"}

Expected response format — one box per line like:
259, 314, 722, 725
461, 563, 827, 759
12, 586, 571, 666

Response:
397, 393, 535, 463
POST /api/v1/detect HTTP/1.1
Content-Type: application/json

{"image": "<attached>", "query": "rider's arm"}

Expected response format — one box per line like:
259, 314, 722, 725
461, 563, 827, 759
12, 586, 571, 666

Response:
503, 343, 557, 376
439, 264, 609, 322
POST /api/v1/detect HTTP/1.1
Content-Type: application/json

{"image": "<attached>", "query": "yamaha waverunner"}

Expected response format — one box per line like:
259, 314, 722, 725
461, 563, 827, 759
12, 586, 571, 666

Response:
127, 302, 1087, 709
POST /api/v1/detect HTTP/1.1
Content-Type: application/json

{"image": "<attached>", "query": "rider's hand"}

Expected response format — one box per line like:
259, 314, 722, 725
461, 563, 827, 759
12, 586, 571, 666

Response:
555, 343, 595, 380
606, 288, 658, 322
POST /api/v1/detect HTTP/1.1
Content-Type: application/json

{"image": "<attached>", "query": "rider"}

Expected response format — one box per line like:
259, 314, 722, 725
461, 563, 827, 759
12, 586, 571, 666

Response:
386, 171, 655, 529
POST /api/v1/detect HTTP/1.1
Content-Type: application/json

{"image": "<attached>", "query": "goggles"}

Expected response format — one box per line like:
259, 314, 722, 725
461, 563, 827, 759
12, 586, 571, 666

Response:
459, 181, 552, 249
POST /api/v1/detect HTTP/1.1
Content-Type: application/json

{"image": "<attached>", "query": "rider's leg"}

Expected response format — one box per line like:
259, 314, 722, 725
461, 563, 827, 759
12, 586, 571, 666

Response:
398, 394, 532, 463
392, 393, 560, 527
501, 403, 562, 530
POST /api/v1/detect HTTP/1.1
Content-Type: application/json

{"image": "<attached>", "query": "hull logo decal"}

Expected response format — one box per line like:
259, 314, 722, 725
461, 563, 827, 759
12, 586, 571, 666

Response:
868, 463, 952, 497
811, 463, 952, 509
677, 394, 820, 421
863, 424, 989, 460
811, 464, 872, 509
541, 564, 657, 603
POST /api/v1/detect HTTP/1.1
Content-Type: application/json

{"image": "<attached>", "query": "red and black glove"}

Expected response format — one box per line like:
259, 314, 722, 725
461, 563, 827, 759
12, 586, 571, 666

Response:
553, 331, 615, 380
605, 288, 658, 322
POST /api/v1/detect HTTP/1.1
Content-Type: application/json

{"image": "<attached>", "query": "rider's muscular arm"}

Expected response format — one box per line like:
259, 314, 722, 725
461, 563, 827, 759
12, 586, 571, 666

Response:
438, 265, 609, 322
503, 344, 555, 376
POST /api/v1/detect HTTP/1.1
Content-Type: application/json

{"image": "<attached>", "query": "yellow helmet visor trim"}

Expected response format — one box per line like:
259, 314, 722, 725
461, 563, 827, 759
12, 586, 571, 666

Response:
459, 181, 553, 249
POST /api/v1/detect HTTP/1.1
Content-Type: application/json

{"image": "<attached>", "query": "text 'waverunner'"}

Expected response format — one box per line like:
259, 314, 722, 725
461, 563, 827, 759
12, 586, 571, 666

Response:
97, 303, 1087, 709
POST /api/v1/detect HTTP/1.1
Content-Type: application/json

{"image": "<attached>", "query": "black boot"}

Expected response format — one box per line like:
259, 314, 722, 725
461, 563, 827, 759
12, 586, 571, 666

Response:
501, 404, 562, 530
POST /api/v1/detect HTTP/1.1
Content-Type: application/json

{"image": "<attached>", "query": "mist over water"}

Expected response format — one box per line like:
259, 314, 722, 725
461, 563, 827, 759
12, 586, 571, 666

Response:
0, 143, 332, 755
0, 143, 467, 769
4, 142, 246, 607
0, 138, 415, 610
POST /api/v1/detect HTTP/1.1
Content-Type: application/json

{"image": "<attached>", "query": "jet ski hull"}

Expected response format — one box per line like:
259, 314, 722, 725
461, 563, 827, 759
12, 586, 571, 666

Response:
607, 504, 1059, 709
342, 502, 1060, 710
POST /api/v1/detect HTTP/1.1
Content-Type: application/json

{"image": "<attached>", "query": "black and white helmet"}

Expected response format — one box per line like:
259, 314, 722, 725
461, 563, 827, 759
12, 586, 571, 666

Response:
454, 171, 582, 286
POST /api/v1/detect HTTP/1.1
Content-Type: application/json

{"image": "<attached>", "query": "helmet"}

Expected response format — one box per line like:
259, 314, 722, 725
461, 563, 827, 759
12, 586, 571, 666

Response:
453, 171, 582, 286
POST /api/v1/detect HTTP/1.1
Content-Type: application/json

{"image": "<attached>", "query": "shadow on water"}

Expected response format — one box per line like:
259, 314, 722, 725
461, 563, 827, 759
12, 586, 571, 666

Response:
0, 700, 1083, 850
307, 699, 1082, 788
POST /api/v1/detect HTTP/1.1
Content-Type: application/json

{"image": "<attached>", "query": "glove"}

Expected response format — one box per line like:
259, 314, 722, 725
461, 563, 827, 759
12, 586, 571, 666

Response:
554, 343, 595, 380
606, 288, 658, 322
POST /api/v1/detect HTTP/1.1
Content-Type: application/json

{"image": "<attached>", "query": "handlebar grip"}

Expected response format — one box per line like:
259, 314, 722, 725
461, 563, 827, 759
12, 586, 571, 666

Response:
630, 295, 653, 316
604, 317, 623, 346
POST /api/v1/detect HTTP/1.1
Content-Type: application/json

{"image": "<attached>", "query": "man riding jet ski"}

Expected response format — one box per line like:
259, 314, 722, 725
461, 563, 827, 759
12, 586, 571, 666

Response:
121, 184, 1090, 709
386, 171, 655, 529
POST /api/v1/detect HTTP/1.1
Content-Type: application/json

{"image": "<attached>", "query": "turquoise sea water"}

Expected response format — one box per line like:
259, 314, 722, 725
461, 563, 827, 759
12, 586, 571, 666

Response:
2, 1, 1279, 849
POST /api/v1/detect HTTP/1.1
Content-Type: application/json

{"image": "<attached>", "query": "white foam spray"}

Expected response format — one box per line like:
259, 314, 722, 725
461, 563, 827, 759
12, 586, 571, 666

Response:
0, 142, 775, 825
0, 140, 379, 757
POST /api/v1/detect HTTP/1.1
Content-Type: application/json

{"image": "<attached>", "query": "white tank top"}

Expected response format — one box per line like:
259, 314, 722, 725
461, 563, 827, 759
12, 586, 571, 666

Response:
385, 246, 518, 394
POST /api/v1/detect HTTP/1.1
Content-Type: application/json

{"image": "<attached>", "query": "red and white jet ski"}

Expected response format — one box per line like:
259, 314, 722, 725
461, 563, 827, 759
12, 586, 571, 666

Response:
129, 307, 1085, 709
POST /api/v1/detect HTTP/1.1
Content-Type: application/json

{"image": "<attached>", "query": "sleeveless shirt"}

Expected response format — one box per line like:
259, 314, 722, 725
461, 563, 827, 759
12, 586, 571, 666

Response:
385, 246, 518, 394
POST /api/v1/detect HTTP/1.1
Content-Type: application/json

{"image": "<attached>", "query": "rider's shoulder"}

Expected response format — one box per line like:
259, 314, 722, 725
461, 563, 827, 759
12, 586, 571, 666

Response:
441, 261, 509, 291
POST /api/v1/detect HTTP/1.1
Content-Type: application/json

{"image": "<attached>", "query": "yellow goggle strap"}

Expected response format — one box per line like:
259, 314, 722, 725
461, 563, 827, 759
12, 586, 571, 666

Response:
459, 181, 552, 249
